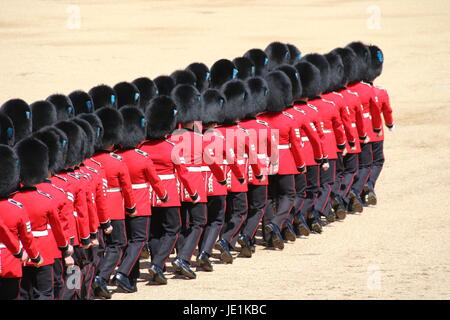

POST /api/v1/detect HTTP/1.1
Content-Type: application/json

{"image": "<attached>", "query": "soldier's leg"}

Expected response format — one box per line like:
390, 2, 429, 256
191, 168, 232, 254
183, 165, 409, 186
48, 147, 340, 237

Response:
0, 277, 21, 300
35, 264, 54, 300
199, 195, 226, 256
221, 192, 248, 248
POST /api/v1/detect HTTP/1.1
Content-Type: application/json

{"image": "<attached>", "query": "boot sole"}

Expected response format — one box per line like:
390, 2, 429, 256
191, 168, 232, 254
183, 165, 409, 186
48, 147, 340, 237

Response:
312, 222, 322, 234
196, 258, 214, 272
264, 225, 284, 250
283, 229, 297, 242
368, 192, 377, 205
237, 238, 252, 258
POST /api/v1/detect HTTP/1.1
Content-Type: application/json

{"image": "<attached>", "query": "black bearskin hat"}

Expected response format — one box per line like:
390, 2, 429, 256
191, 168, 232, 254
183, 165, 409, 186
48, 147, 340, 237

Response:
88, 84, 118, 110
43, 126, 68, 173
119, 106, 146, 148
72, 117, 95, 158
68, 90, 94, 115
0, 112, 15, 146
113, 82, 140, 108
200, 89, 226, 125
330, 47, 359, 85
324, 52, 345, 92
15, 137, 49, 186
186, 62, 210, 92
264, 42, 290, 71
367, 44, 384, 82
79, 113, 104, 149
210, 59, 238, 89
171, 69, 197, 87
171, 84, 202, 124
302, 53, 330, 94
295, 61, 322, 99
346, 41, 371, 83
54, 121, 85, 168
95, 107, 124, 147
220, 80, 249, 124
33, 127, 66, 174
276, 64, 303, 99
245, 77, 269, 117
0, 145, 20, 197
154, 76, 175, 97
132, 77, 158, 112
146, 96, 177, 140
30, 100, 57, 132
1, 99, 31, 143
264, 71, 292, 112
244, 48, 269, 76
232, 57, 255, 80
286, 43, 302, 65
46, 94, 75, 121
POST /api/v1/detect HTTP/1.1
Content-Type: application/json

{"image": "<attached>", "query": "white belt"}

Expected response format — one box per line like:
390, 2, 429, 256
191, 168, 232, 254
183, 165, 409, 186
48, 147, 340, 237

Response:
301, 137, 309, 142
351, 123, 356, 128
257, 154, 266, 159
0, 243, 6, 249
363, 112, 371, 118
237, 159, 246, 165
278, 144, 291, 150
47, 224, 51, 229
107, 187, 122, 193
186, 167, 203, 173
223, 160, 229, 165
201, 166, 210, 172
323, 129, 332, 133
158, 174, 175, 180
73, 211, 78, 217
32, 230, 49, 237
132, 183, 148, 190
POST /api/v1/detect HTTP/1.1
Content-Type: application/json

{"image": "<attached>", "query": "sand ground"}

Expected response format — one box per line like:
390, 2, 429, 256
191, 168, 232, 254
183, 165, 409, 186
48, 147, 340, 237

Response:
1, 0, 449, 299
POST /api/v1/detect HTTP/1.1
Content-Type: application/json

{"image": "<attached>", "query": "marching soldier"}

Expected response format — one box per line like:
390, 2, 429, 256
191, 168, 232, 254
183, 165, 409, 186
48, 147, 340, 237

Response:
1, 98, 32, 143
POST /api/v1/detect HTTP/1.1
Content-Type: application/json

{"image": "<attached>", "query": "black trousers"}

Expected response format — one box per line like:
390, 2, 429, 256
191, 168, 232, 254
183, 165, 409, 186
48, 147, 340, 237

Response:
150, 207, 180, 269
368, 141, 385, 191
314, 159, 336, 216
265, 174, 296, 229
177, 202, 207, 262
53, 258, 64, 300
332, 153, 344, 198
20, 265, 54, 300
0, 277, 20, 300
300, 166, 320, 219
339, 153, 359, 202
221, 192, 248, 247
352, 143, 373, 195
199, 195, 226, 255
285, 174, 306, 228
62, 245, 88, 300
242, 185, 267, 240
97, 219, 127, 281
118, 216, 150, 281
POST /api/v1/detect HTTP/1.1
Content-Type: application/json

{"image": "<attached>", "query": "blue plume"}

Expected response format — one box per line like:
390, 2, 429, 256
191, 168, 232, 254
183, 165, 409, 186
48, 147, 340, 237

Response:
135, 93, 140, 101
86, 100, 93, 111
111, 95, 116, 104
25, 111, 31, 120
232, 68, 238, 79
141, 118, 146, 128
7, 127, 13, 138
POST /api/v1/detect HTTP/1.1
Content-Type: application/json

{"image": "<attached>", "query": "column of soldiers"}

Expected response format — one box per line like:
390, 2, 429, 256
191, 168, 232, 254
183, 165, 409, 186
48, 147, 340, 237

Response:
0, 40, 394, 300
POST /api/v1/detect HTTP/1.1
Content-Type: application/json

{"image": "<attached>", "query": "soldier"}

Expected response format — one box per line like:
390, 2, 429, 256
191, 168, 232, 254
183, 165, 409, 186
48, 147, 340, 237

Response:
132, 77, 159, 112
186, 62, 210, 92
170, 84, 225, 278
114, 106, 168, 292
197, 89, 245, 270
113, 82, 141, 109
46, 94, 75, 121
68, 90, 95, 115
215, 80, 263, 259
13, 137, 71, 300
1, 98, 32, 143
88, 84, 118, 110
140, 96, 198, 284
91, 107, 136, 298
0, 145, 41, 300
30, 100, 57, 132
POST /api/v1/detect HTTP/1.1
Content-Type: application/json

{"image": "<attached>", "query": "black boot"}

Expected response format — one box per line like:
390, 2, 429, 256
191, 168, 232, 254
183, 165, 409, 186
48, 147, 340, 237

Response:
214, 239, 234, 264
172, 258, 196, 279
237, 234, 253, 258
264, 223, 284, 250
148, 264, 168, 285
282, 221, 296, 242
196, 251, 214, 271
113, 272, 137, 293
92, 276, 112, 299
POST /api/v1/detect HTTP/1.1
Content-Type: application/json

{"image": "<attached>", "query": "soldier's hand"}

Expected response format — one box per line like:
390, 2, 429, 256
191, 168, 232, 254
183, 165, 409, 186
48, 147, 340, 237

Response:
81, 243, 91, 249
322, 162, 330, 171
20, 251, 29, 263
104, 225, 113, 234
35, 256, 44, 268
191, 193, 201, 204
377, 131, 383, 137
64, 256, 74, 267
364, 136, 371, 144
66, 244, 74, 256
387, 124, 395, 132
238, 177, 246, 185
91, 239, 99, 247
350, 145, 357, 151
342, 148, 348, 156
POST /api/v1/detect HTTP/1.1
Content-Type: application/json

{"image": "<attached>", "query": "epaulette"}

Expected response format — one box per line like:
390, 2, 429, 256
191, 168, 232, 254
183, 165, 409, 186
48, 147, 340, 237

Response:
360, 81, 372, 87
54, 174, 68, 182
8, 198, 23, 208
37, 190, 53, 199
256, 119, 270, 127
164, 139, 176, 146
347, 90, 359, 96
51, 184, 66, 194
282, 111, 294, 119
293, 107, 307, 115
110, 152, 123, 161
68, 173, 80, 180
86, 166, 99, 174
213, 131, 225, 139
89, 158, 102, 167
307, 104, 319, 112
238, 126, 249, 133
332, 92, 344, 98
135, 149, 149, 157
322, 99, 335, 106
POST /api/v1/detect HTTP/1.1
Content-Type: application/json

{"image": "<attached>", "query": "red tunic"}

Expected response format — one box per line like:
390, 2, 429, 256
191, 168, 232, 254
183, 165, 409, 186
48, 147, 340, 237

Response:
116, 148, 167, 216
340, 89, 367, 154
0, 218, 21, 255
285, 105, 324, 166
0, 198, 40, 278
13, 187, 68, 267
91, 151, 136, 220
258, 111, 306, 175
308, 97, 347, 160
140, 139, 198, 207
85, 158, 110, 228
371, 86, 394, 142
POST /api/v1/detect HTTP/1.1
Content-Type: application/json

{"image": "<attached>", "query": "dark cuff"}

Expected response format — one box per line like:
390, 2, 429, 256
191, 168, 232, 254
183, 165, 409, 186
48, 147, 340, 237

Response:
190, 193, 199, 201
13, 248, 24, 259
255, 174, 264, 181
80, 237, 91, 247
373, 128, 381, 133
125, 206, 136, 214
69, 237, 75, 246
297, 165, 306, 173
348, 141, 355, 148
314, 158, 323, 165
30, 253, 42, 264
359, 135, 367, 141
61, 245, 72, 258
386, 123, 394, 129
90, 232, 98, 240
337, 143, 346, 151
160, 192, 169, 202
218, 179, 227, 186
100, 220, 111, 230
322, 157, 329, 164
237, 177, 245, 184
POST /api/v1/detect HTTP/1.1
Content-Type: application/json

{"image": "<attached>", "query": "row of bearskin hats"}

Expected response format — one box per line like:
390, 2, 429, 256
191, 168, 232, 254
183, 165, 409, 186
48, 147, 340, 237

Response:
0, 41, 384, 198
